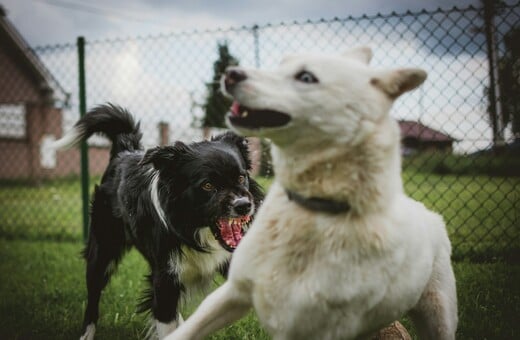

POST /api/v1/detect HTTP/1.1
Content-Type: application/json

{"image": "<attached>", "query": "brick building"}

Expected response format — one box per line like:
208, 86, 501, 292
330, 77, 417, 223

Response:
0, 7, 109, 181
399, 120, 456, 155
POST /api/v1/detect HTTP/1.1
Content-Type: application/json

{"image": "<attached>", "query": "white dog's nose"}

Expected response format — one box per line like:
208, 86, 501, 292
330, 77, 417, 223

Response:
224, 67, 247, 91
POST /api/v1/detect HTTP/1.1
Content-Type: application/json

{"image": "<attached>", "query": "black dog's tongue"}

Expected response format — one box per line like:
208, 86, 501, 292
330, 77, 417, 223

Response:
216, 216, 251, 251
230, 101, 241, 117
220, 219, 243, 248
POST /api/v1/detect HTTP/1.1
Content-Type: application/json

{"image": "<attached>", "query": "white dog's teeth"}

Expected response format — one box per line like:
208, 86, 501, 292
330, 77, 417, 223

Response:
242, 111, 248, 118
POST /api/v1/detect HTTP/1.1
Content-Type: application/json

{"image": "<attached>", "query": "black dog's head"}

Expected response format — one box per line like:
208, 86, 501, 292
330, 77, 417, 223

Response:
141, 132, 264, 252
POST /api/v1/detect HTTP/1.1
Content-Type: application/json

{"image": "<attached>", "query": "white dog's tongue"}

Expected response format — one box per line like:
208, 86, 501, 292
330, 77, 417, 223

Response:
230, 101, 241, 117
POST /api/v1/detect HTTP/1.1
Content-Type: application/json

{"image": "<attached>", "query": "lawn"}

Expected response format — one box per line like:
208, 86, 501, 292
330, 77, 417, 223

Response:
0, 239, 518, 339
401, 172, 519, 262
1, 173, 518, 261
0, 173, 519, 339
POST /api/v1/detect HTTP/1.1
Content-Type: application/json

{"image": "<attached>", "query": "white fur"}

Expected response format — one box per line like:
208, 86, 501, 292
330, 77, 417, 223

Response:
147, 228, 230, 339
169, 228, 231, 291
165, 48, 457, 340
150, 171, 168, 229
79, 323, 95, 340
49, 125, 85, 150
155, 316, 183, 339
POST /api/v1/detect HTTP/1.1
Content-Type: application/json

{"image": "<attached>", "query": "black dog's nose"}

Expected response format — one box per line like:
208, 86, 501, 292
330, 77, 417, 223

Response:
224, 67, 247, 91
232, 197, 252, 216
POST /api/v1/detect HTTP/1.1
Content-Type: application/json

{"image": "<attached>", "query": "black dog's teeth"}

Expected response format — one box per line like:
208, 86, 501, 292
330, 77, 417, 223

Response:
213, 216, 252, 252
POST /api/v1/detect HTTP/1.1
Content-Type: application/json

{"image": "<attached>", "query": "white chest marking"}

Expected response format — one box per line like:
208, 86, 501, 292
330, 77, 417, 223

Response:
150, 171, 168, 229
168, 228, 231, 289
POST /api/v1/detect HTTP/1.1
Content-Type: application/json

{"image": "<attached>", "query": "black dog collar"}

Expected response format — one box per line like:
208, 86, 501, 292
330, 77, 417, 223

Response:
285, 189, 351, 214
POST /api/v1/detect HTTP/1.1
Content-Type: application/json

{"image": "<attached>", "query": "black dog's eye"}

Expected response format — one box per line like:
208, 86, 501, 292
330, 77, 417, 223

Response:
295, 71, 319, 84
202, 182, 215, 192
238, 175, 246, 185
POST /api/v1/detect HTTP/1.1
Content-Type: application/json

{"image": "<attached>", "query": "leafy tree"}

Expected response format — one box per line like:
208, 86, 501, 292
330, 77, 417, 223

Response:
479, 0, 520, 146
202, 43, 239, 129
496, 27, 520, 142
483, 25, 520, 145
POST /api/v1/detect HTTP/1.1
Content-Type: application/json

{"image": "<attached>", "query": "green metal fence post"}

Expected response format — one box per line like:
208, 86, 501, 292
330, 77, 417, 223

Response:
77, 36, 89, 242
252, 24, 260, 68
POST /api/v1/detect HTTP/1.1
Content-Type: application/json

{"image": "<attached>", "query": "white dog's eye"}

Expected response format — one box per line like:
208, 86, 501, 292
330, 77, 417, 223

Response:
295, 71, 319, 84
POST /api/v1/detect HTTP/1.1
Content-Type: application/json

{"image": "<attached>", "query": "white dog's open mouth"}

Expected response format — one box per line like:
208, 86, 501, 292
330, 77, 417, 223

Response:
228, 101, 291, 129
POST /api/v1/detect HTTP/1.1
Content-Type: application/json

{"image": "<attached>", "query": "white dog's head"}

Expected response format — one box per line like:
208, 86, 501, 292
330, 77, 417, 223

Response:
222, 47, 426, 148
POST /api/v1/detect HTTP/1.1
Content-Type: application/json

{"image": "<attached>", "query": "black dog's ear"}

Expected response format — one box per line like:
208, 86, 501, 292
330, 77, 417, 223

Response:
140, 141, 192, 172
212, 132, 252, 170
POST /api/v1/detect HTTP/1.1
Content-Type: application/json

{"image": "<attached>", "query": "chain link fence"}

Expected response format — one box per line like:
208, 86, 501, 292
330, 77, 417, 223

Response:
0, 3, 518, 261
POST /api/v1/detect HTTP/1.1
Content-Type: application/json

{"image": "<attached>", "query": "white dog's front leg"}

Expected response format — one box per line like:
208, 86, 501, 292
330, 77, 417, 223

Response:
164, 281, 251, 340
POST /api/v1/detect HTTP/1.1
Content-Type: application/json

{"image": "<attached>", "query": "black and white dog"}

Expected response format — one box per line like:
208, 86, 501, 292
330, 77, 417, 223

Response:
53, 104, 263, 339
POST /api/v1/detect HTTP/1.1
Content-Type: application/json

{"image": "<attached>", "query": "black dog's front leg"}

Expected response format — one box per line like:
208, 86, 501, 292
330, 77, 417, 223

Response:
151, 267, 183, 339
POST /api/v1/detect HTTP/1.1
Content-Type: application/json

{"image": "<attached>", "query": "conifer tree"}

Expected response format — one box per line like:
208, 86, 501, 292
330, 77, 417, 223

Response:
202, 43, 239, 128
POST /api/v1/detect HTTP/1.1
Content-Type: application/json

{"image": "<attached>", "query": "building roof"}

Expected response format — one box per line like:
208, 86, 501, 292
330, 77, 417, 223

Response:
398, 120, 456, 142
0, 5, 69, 106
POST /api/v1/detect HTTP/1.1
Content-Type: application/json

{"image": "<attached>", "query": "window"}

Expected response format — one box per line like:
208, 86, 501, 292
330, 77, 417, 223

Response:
0, 104, 26, 138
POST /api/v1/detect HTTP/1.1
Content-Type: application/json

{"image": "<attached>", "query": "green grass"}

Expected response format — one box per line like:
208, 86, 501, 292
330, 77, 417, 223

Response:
0, 239, 518, 339
402, 172, 519, 262
402, 151, 520, 178
0, 172, 518, 338
0, 239, 268, 339
0, 176, 101, 242
0, 173, 518, 261
0, 179, 81, 241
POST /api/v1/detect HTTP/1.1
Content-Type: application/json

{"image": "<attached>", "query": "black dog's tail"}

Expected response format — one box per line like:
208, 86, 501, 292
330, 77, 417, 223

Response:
51, 103, 142, 158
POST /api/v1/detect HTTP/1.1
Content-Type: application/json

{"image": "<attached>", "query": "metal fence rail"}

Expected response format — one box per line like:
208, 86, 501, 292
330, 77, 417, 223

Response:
0, 2, 518, 261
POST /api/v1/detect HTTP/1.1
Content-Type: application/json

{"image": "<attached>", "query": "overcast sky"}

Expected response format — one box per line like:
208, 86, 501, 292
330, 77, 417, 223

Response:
3, 0, 480, 47
5, 0, 512, 152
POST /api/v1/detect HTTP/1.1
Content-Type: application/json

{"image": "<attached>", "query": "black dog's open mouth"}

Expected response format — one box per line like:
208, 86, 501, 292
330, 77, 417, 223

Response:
227, 101, 291, 129
211, 215, 251, 252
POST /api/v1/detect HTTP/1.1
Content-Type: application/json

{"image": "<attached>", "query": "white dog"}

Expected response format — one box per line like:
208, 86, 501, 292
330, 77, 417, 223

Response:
165, 47, 457, 340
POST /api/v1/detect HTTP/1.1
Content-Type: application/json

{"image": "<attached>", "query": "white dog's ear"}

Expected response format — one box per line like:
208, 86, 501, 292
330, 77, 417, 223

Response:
370, 68, 427, 98
343, 46, 373, 64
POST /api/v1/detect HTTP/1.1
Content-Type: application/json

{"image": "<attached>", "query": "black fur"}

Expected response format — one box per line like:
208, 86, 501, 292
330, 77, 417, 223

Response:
72, 104, 264, 335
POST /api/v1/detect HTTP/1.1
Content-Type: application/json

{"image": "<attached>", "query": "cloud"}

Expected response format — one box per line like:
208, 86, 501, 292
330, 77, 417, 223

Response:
2, 0, 235, 46
3, 0, 482, 46
5, 0, 505, 152
144, 0, 480, 24
3, 0, 118, 45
